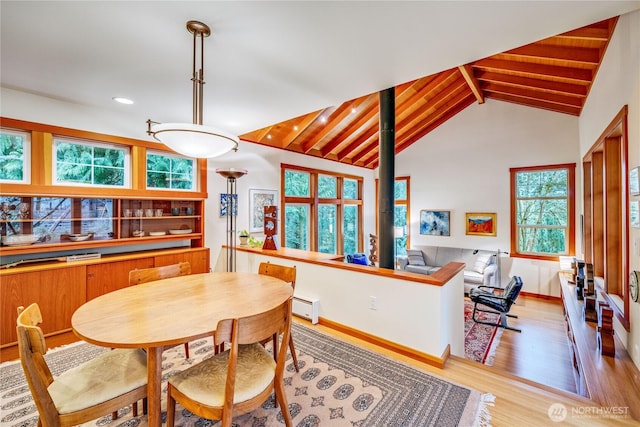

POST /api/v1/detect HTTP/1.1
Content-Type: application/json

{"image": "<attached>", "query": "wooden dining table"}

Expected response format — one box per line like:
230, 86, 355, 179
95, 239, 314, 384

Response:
71, 271, 293, 427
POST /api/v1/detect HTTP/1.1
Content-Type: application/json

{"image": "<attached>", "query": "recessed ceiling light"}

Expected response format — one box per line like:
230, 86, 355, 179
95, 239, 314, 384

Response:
351, 108, 356, 114
293, 125, 299, 131
267, 134, 272, 139
113, 97, 134, 105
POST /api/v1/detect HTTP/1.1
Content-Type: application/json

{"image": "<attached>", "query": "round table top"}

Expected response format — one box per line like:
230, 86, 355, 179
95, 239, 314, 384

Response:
72, 271, 293, 349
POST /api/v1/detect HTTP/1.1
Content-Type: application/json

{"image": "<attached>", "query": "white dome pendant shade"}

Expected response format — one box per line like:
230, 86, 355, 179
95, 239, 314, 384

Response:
146, 20, 238, 158
149, 122, 239, 159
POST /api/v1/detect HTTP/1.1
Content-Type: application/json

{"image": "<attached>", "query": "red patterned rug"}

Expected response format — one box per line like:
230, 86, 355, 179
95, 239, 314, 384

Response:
464, 299, 504, 365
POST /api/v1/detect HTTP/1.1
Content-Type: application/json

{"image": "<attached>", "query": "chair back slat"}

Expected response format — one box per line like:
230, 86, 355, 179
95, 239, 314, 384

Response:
129, 261, 191, 286
258, 262, 296, 289
215, 298, 291, 346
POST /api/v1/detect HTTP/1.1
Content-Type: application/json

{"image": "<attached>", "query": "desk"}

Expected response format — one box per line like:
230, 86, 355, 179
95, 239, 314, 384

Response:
72, 272, 293, 427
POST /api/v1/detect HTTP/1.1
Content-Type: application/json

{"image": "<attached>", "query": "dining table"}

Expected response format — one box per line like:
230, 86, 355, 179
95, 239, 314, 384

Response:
71, 271, 293, 427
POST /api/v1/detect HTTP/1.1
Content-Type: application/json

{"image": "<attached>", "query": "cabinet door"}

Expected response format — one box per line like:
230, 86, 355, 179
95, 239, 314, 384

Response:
1, 266, 86, 346
86, 257, 154, 300
155, 248, 210, 274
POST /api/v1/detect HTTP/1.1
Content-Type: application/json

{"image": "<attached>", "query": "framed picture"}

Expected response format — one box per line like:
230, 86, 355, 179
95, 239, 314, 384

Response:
465, 212, 497, 236
631, 200, 639, 229
630, 167, 639, 196
219, 194, 238, 217
420, 210, 450, 236
249, 189, 278, 232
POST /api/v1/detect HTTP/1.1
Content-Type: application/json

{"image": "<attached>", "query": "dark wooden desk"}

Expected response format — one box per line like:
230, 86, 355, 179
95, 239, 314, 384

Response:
72, 272, 293, 427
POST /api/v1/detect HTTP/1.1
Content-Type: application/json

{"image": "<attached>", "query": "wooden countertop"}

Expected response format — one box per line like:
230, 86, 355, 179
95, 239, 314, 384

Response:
559, 274, 640, 420
234, 245, 465, 287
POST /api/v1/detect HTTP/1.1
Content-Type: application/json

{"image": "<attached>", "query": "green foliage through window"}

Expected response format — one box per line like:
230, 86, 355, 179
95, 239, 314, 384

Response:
0, 129, 29, 182
55, 139, 126, 187
147, 151, 194, 190
513, 166, 573, 256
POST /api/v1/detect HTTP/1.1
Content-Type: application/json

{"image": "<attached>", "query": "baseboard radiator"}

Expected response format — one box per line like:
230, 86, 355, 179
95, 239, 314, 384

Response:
292, 296, 319, 324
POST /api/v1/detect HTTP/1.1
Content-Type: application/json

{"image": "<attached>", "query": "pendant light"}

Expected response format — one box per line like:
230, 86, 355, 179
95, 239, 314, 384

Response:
147, 21, 238, 158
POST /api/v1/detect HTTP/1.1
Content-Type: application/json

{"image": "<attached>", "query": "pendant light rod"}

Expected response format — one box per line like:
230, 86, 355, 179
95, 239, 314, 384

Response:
188, 21, 209, 126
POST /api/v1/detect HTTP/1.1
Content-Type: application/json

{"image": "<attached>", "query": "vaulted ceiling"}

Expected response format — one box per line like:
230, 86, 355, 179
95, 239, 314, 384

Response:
241, 18, 618, 169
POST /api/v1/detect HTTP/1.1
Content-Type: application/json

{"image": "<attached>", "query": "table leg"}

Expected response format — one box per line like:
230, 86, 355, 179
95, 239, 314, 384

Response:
147, 346, 163, 427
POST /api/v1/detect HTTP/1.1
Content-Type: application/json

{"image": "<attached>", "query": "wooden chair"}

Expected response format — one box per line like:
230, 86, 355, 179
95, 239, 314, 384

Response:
129, 261, 192, 358
258, 261, 299, 372
166, 298, 294, 427
16, 303, 147, 427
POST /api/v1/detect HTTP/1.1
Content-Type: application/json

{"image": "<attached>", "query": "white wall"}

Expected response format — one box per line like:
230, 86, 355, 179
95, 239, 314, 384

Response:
578, 10, 640, 368
395, 98, 581, 296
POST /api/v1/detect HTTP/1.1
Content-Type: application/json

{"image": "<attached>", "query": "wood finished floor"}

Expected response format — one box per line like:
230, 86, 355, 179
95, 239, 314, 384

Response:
301, 295, 638, 426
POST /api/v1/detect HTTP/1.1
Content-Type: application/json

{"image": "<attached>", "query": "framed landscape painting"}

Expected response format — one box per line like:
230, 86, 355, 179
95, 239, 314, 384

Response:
420, 210, 450, 236
249, 189, 278, 232
465, 213, 497, 236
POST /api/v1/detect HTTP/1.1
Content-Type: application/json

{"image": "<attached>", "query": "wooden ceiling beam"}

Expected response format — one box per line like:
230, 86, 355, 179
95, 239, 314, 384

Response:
504, 44, 600, 64
396, 90, 474, 153
486, 92, 580, 116
458, 64, 484, 104
349, 134, 379, 164
336, 119, 379, 161
475, 70, 587, 97
473, 58, 593, 83
556, 26, 610, 41
482, 82, 583, 108
302, 97, 372, 153
281, 110, 326, 148
319, 95, 379, 158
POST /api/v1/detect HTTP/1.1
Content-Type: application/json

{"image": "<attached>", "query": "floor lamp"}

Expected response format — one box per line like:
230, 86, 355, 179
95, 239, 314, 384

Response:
216, 168, 247, 272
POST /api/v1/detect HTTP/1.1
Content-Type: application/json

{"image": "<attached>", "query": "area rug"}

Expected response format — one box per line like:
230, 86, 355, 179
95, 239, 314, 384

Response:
1, 322, 493, 426
464, 300, 504, 365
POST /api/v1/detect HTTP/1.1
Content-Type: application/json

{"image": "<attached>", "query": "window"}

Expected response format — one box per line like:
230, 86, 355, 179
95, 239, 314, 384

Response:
146, 151, 196, 190
374, 176, 411, 256
54, 138, 129, 187
510, 164, 575, 259
282, 164, 363, 254
0, 129, 30, 183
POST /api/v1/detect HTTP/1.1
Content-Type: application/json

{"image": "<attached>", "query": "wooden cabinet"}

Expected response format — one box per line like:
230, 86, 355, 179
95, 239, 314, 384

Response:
86, 257, 154, 300
1, 265, 87, 346
0, 247, 210, 358
0, 195, 204, 256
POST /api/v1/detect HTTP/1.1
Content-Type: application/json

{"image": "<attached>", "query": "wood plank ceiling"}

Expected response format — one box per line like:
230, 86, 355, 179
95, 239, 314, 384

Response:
240, 17, 617, 169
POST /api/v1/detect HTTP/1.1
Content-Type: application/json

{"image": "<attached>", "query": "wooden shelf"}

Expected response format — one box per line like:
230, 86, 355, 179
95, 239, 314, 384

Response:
559, 273, 640, 419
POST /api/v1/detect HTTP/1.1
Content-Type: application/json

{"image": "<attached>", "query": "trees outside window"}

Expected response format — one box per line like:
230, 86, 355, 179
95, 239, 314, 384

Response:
510, 164, 575, 259
147, 151, 195, 190
282, 165, 363, 254
0, 129, 30, 183
54, 138, 128, 187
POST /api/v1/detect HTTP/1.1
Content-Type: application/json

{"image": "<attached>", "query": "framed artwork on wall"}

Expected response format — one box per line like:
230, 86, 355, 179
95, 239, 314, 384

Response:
219, 194, 238, 217
630, 167, 639, 196
420, 210, 450, 236
465, 212, 497, 236
631, 200, 639, 229
249, 189, 278, 232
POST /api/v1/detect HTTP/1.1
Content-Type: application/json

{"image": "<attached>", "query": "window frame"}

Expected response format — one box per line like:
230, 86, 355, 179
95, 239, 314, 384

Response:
375, 176, 411, 253
510, 163, 576, 261
281, 164, 363, 254
0, 128, 31, 184
53, 137, 131, 188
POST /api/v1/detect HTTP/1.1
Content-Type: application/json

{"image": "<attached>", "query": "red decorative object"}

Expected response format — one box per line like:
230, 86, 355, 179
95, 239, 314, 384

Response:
262, 205, 279, 250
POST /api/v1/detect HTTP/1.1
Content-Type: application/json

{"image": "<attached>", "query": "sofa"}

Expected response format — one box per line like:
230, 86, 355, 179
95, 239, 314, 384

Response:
397, 245, 497, 294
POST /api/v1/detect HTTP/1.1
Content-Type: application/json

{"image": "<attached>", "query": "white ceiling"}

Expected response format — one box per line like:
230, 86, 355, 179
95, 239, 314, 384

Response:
2, 1, 639, 138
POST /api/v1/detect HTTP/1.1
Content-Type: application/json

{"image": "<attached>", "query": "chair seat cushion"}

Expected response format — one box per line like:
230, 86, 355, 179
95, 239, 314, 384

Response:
168, 343, 275, 407
48, 348, 147, 414
469, 289, 508, 312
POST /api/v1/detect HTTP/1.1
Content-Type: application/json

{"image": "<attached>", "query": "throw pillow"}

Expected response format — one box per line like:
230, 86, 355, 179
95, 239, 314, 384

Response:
406, 249, 426, 266
473, 253, 491, 274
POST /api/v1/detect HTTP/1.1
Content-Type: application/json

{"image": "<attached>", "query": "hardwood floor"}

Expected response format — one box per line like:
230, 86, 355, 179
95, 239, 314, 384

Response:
303, 295, 638, 426
484, 295, 578, 394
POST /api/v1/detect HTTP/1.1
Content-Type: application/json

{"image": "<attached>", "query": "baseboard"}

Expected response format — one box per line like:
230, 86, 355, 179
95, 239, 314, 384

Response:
520, 291, 562, 302
317, 317, 449, 368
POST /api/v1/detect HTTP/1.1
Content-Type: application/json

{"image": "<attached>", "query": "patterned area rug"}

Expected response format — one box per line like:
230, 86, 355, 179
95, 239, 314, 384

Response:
1, 322, 493, 426
464, 300, 504, 365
